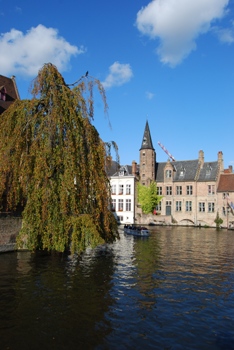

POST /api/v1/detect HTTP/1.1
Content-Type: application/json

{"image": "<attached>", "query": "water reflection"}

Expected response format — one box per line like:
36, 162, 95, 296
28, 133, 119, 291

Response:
0, 227, 234, 349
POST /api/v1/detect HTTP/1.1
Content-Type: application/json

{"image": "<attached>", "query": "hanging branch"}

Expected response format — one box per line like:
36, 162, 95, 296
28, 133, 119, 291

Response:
0, 63, 119, 253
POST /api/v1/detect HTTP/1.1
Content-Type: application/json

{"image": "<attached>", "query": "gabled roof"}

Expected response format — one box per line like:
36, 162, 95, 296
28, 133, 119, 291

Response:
197, 161, 219, 182
0, 75, 20, 115
140, 120, 154, 151
112, 165, 133, 177
155, 158, 220, 183
109, 161, 139, 177
217, 174, 234, 193
156, 160, 200, 182
106, 160, 120, 176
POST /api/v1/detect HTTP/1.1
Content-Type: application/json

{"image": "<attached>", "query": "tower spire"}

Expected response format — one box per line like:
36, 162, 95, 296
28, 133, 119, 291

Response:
140, 120, 154, 150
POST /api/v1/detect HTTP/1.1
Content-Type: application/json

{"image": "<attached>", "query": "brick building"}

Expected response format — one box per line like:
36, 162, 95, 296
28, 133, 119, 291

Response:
109, 121, 234, 227
137, 121, 234, 228
0, 75, 20, 115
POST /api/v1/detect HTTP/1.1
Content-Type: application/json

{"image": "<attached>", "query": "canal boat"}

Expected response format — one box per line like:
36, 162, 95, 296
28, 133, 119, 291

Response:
123, 225, 150, 237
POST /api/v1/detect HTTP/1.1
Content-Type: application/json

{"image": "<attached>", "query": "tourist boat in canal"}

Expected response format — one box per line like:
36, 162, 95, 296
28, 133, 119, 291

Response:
123, 225, 150, 237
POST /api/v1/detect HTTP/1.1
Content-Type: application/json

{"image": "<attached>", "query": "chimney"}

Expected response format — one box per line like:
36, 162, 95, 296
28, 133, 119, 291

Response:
229, 165, 233, 173
11, 75, 20, 100
218, 151, 224, 172
198, 150, 204, 168
132, 160, 137, 175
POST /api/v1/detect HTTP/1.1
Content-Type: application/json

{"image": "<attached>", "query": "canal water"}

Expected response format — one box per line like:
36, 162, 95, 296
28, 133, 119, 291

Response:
0, 226, 234, 350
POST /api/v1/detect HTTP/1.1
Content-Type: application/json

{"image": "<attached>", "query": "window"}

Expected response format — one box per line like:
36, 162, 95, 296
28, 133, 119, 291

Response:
166, 186, 172, 195
111, 184, 116, 195
0, 87, 6, 101
118, 199, 123, 211
119, 184, 124, 195
156, 201, 162, 211
208, 202, 215, 213
199, 202, 205, 212
166, 170, 172, 178
179, 167, 185, 177
186, 185, 193, 195
111, 199, 116, 211
166, 201, 172, 206
126, 199, 131, 211
118, 215, 123, 222
126, 184, 131, 195
186, 201, 192, 212
208, 185, 215, 195
157, 187, 162, 195
206, 165, 212, 176
176, 186, 182, 195
176, 201, 182, 211
223, 192, 229, 199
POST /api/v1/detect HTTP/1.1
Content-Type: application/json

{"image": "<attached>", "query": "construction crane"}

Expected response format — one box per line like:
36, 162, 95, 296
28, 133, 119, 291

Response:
158, 141, 176, 162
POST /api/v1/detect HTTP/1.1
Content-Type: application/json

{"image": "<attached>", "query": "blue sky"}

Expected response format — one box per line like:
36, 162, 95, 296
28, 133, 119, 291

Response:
1, 0, 234, 168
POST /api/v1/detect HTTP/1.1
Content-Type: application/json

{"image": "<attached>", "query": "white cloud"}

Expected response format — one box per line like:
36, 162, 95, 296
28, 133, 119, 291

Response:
136, 0, 230, 66
146, 91, 155, 100
0, 24, 85, 77
102, 61, 133, 89
214, 27, 234, 43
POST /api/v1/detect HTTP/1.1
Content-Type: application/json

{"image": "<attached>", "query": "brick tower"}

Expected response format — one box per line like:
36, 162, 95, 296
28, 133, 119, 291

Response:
139, 121, 156, 185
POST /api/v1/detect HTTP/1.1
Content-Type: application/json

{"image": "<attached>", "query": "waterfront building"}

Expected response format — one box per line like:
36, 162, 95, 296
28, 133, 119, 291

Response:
109, 121, 234, 228
0, 75, 20, 115
109, 163, 139, 225
138, 121, 234, 228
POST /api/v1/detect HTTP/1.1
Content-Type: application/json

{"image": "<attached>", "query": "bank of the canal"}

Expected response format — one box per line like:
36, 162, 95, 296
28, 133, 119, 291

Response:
0, 216, 22, 253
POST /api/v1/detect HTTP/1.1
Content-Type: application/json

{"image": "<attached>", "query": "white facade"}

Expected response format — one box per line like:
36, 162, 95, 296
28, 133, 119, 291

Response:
110, 166, 136, 224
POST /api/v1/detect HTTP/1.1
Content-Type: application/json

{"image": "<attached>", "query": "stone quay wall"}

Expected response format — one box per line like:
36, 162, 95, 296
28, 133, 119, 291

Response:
0, 217, 22, 253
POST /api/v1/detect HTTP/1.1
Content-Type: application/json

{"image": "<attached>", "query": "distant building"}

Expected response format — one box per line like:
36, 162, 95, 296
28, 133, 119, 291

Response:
109, 162, 139, 225
137, 121, 234, 228
0, 75, 20, 115
109, 121, 234, 228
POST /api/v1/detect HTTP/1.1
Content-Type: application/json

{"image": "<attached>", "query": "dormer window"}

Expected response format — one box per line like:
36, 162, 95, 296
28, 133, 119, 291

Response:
0, 86, 7, 101
179, 167, 185, 177
165, 169, 172, 178
206, 165, 212, 176
119, 166, 127, 176
143, 137, 147, 145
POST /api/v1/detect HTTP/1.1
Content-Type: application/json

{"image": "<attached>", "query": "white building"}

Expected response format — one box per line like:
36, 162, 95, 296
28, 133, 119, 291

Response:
110, 163, 138, 224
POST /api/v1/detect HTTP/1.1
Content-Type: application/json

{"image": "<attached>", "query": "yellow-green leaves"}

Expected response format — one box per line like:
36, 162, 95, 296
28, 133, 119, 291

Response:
0, 63, 119, 253
137, 181, 162, 214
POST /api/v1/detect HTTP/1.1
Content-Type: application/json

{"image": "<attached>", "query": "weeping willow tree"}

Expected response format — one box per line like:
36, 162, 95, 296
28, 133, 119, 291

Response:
0, 63, 119, 253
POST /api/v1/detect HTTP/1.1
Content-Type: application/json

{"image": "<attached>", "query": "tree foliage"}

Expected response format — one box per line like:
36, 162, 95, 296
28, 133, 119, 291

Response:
214, 212, 223, 229
0, 63, 119, 253
137, 181, 162, 214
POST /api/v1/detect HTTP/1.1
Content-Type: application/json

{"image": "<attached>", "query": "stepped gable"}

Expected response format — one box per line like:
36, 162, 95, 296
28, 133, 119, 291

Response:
140, 120, 154, 150
155, 159, 200, 182
217, 174, 234, 192
0, 75, 20, 115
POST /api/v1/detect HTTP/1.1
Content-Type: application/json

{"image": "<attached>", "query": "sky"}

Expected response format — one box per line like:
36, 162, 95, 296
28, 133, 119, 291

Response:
1, 0, 234, 168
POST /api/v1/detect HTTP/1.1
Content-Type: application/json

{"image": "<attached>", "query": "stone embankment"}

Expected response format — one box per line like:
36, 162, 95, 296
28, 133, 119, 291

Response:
0, 216, 22, 253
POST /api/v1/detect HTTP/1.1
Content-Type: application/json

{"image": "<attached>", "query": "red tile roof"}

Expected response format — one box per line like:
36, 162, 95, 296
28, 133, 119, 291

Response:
217, 174, 234, 192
